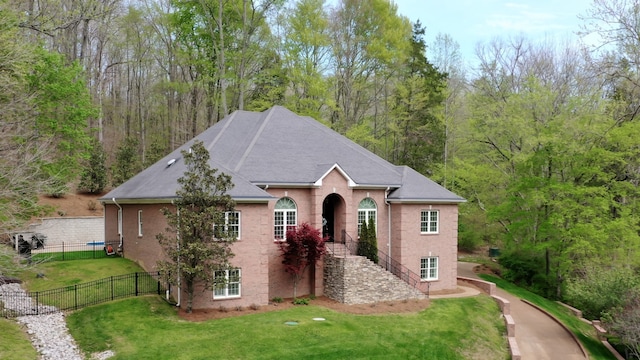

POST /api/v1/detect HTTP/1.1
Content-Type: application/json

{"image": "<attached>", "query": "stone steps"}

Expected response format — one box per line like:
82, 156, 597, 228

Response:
324, 251, 426, 304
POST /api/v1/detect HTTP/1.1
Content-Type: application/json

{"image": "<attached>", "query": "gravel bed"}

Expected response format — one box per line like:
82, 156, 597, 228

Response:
1, 283, 114, 360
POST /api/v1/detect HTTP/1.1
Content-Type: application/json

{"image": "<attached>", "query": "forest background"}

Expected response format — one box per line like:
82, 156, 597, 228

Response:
2, 0, 640, 350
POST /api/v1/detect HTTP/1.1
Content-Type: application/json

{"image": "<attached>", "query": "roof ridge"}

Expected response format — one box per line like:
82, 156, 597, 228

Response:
206, 110, 239, 152
305, 117, 402, 176
233, 107, 276, 172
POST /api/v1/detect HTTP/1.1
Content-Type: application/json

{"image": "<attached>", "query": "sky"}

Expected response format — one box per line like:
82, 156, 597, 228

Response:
392, 0, 595, 68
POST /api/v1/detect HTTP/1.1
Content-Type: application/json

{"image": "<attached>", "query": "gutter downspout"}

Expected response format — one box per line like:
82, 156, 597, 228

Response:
175, 205, 181, 307
384, 187, 391, 270
112, 198, 123, 250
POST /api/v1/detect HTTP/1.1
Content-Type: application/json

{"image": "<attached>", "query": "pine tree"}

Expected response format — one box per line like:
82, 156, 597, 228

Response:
78, 138, 107, 194
365, 218, 379, 264
111, 137, 141, 187
357, 218, 369, 257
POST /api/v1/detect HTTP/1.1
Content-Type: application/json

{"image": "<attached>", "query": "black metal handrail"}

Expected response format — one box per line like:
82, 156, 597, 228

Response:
336, 230, 429, 296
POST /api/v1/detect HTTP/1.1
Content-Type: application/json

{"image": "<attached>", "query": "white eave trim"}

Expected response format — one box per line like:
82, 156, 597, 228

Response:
313, 163, 357, 187
386, 198, 467, 204
101, 196, 273, 205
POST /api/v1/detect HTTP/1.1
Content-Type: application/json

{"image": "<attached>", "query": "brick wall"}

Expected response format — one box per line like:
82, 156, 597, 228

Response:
391, 203, 459, 292
324, 254, 426, 305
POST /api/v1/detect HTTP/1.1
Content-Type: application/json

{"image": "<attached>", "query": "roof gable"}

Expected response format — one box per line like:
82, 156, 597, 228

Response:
313, 163, 356, 187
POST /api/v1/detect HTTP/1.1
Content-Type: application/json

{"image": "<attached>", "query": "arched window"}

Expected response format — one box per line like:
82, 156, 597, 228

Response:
357, 198, 377, 236
274, 197, 297, 240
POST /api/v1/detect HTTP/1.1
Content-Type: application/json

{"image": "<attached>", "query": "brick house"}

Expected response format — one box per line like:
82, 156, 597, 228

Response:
100, 106, 464, 309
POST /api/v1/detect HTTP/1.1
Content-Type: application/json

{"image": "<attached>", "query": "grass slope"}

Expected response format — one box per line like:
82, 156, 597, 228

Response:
0, 318, 38, 359
9, 258, 509, 359
19, 257, 147, 291
67, 296, 508, 360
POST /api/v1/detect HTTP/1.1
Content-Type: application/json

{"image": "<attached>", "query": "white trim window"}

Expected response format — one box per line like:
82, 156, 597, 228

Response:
274, 197, 297, 240
357, 198, 377, 236
214, 268, 241, 299
214, 211, 241, 240
137, 210, 143, 237
420, 210, 439, 234
420, 257, 438, 281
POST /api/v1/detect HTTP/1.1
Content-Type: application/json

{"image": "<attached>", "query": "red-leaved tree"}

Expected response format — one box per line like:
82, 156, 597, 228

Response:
278, 223, 327, 299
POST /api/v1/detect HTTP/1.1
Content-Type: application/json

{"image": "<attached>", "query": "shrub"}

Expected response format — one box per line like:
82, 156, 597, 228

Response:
293, 298, 310, 305
499, 250, 541, 284
499, 249, 556, 298
564, 267, 640, 320
271, 297, 283, 303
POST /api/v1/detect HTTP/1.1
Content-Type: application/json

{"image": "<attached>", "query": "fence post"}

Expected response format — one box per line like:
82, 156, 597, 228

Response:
111, 276, 114, 301
135, 272, 139, 296
62, 242, 65, 261
35, 292, 39, 315
74, 284, 78, 310
156, 272, 161, 295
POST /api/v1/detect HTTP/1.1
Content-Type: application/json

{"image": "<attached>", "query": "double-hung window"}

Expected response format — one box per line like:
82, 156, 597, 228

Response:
274, 197, 297, 240
214, 269, 241, 299
420, 210, 439, 234
214, 211, 241, 240
420, 257, 438, 281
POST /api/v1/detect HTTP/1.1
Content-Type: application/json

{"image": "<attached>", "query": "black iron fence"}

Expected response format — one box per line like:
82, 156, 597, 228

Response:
16, 240, 122, 262
0, 272, 167, 318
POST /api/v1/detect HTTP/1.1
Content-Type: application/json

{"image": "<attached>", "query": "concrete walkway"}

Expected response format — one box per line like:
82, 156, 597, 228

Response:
456, 262, 587, 360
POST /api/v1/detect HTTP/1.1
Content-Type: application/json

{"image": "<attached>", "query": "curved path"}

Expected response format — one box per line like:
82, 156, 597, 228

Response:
457, 262, 587, 360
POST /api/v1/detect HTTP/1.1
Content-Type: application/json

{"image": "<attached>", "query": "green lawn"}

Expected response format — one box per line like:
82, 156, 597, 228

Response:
19, 257, 147, 291
479, 274, 617, 360
0, 318, 38, 360
7, 258, 510, 359
15, 257, 159, 310
67, 295, 508, 360
31, 249, 114, 262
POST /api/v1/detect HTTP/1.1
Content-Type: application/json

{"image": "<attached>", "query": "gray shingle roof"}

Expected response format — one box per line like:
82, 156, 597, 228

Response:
101, 106, 464, 204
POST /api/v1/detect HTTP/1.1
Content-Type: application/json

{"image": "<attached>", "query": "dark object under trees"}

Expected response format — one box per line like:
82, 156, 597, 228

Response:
156, 140, 237, 313
278, 223, 327, 299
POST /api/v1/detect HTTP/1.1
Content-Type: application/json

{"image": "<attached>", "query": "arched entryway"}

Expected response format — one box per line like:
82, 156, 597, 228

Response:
322, 193, 345, 242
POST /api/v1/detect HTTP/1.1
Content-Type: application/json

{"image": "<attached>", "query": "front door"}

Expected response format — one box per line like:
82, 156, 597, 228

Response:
322, 196, 335, 242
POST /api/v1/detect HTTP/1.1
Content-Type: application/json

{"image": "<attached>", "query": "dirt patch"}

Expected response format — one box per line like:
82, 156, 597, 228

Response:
473, 264, 501, 277
177, 296, 431, 322
38, 192, 106, 217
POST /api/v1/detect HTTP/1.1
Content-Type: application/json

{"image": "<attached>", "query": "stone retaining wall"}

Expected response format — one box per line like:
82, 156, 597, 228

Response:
23, 217, 104, 245
324, 254, 426, 305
